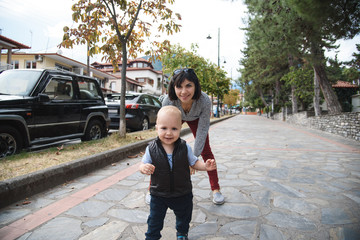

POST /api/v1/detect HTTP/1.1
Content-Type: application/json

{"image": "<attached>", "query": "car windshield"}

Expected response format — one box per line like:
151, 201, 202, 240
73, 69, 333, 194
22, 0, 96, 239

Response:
0, 70, 42, 96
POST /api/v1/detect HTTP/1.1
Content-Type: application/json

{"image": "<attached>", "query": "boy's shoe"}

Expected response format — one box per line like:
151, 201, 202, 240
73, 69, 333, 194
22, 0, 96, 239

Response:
145, 192, 151, 205
212, 192, 225, 205
177, 236, 188, 240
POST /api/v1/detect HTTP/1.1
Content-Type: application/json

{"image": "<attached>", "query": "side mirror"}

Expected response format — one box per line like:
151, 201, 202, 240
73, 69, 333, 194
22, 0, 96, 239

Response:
37, 93, 50, 102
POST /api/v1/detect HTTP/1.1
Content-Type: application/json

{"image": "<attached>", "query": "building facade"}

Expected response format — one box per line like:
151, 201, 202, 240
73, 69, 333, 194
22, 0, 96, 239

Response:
0, 52, 121, 94
91, 58, 166, 96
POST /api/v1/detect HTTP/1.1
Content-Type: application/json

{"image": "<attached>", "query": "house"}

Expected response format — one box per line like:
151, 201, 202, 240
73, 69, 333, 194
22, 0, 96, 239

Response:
91, 58, 166, 96
0, 52, 120, 93
1, 35, 164, 95
332, 80, 359, 112
0, 35, 30, 70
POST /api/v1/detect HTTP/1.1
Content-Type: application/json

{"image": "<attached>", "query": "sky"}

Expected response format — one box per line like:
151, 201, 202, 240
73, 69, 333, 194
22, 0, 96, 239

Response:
1, 0, 359, 82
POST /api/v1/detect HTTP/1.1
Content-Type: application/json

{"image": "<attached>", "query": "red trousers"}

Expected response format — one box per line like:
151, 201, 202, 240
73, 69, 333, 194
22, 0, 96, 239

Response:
185, 118, 220, 191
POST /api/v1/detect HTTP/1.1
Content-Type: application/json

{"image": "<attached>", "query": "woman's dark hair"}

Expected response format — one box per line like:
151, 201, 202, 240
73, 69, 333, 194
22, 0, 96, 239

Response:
168, 68, 202, 101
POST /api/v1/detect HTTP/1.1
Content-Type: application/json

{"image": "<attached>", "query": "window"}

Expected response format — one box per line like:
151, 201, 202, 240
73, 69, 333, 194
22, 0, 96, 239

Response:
141, 95, 153, 105
25, 61, 36, 69
78, 78, 101, 100
12, 60, 19, 69
44, 79, 73, 100
152, 97, 161, 107
157, 77, 161, 89
148, 79, 154, 86
110, 81, 116, 91
137, 78, 145, 83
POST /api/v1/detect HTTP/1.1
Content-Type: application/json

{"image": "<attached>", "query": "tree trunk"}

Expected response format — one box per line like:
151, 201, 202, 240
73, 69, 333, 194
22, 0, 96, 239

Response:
274, 80, 281, 106
257, 87, 269, 107
313, 67, 321, 116
287, 54, 298, 114
291, 85, 298, 114
118, 41, 127, 137
313, 63, 342, 114
310, 42, 342, 114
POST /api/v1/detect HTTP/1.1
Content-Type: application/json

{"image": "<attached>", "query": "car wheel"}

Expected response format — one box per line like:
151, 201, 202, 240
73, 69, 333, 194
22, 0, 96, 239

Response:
0, 125, 23, 159
82, 119, 105, 141
141, 117, 149, 130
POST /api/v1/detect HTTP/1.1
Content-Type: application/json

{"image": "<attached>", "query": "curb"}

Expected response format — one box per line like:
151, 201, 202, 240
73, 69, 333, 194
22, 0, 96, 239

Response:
0, 116, 234, 209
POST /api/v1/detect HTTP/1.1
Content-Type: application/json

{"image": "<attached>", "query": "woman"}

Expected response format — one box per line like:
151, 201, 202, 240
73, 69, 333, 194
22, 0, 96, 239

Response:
162, 68, 225, 205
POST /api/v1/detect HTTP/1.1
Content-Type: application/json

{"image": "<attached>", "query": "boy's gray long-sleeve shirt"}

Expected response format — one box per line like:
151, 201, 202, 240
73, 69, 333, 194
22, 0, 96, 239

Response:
162, 91, 211, 157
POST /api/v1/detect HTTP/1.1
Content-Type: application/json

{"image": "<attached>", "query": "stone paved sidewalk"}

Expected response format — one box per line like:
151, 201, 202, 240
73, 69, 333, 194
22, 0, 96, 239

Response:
0, 115, 359, 240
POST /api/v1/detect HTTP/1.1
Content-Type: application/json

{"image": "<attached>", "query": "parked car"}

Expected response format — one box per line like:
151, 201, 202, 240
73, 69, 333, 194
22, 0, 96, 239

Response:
106, 92, 162, 131
0, 69, 110, 158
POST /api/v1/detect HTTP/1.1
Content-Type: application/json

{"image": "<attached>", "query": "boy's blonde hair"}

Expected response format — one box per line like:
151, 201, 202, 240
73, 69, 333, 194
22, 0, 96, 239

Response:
157, 106, 182, 125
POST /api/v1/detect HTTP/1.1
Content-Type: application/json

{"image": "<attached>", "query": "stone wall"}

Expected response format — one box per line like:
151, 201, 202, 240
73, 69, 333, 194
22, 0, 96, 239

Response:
272, 112, 360, 141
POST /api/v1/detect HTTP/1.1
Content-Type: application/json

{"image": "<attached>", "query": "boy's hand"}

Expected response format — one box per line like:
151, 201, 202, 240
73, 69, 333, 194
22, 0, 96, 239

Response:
205, 159, 216, 171
140, 163, 155, 175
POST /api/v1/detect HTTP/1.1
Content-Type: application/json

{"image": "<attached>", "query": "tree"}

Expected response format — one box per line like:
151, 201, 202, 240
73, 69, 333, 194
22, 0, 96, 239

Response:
60, 0, 181, 137
224, 89, 240, 108
287, 0, 360, 114
347, 44, 360, 70
344, 44, 360, 84
281, 65, 314, 111
241, 0, 360, 115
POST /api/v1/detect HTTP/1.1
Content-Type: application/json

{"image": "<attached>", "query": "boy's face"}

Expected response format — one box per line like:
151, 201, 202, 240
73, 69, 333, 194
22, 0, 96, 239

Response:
156, 112, 182, 146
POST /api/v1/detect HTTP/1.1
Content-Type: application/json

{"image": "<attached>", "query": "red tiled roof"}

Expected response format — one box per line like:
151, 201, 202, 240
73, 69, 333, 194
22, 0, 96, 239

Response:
0, 35, 31, 49
91, 58, 151, 66
332, 81, 359, 88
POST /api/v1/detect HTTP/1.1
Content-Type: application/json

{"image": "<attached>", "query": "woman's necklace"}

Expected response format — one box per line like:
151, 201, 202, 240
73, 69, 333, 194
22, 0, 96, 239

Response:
182, 103, 192, 114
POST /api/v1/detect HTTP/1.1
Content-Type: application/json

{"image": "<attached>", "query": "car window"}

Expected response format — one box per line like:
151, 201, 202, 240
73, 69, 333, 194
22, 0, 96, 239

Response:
44, 78, 73, 100
142, 95, 154, 105
78, 78, 102, 100
152, 97, 162, 108
126, 95, 137, 101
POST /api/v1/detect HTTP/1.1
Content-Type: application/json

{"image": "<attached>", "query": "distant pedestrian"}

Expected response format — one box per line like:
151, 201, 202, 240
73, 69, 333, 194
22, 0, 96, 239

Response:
139, 106, 217, 240
162, 68, 225, 205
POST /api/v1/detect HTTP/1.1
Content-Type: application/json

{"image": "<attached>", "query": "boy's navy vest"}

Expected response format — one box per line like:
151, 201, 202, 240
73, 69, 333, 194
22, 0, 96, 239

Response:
149, 137, 192, 198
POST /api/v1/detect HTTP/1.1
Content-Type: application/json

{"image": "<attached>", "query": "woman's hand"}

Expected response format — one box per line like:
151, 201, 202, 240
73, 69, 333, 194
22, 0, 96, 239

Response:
189, 166, 196, 175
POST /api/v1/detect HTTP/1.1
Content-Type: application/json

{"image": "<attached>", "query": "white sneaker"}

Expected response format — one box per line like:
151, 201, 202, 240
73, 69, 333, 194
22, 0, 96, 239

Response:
145, 192, 151, 205
212, 192, 225, 205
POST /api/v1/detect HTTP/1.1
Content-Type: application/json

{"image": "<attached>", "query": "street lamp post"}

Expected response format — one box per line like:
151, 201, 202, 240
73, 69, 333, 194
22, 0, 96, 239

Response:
207, 27, 221, 118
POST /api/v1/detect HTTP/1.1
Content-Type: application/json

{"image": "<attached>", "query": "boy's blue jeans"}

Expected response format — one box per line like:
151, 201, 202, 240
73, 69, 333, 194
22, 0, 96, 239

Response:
145, 193, 193, 240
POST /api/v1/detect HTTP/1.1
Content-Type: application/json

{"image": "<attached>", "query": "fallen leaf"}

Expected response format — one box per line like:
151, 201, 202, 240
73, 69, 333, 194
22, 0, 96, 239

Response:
22, 201, 31, 205
127, 155, 138, 158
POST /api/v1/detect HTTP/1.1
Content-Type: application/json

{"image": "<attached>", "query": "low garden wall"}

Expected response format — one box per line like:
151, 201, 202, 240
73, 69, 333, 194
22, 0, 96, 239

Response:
272, 111, 360, 141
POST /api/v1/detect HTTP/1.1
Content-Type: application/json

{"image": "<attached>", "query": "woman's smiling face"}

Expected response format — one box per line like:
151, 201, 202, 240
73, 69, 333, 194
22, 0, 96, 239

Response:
174, 79, 195, 104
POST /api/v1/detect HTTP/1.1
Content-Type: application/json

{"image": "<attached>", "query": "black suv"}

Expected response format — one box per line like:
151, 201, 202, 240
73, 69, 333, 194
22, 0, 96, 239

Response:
0, 69, 110, 158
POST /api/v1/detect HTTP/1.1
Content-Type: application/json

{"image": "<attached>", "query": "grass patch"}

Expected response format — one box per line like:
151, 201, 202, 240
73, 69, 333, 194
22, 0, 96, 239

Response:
0, 116, 230, 181
0, 129, 158, 181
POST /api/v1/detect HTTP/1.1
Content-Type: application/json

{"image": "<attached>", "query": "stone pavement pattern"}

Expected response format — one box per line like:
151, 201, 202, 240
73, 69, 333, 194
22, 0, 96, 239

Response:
0, 115, 360, 240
